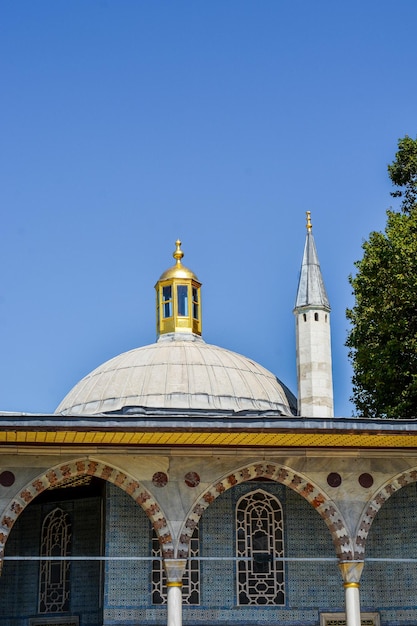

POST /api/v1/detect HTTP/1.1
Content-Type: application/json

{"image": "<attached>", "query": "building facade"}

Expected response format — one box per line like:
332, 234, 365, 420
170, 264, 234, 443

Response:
1, 220, 417, 626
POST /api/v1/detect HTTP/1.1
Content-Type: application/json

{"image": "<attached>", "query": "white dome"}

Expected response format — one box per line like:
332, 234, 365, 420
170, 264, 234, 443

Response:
55, 335, 295, 416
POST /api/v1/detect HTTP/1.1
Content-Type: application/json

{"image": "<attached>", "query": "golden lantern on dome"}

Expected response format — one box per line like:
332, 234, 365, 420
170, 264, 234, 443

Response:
155, 240, 202, 338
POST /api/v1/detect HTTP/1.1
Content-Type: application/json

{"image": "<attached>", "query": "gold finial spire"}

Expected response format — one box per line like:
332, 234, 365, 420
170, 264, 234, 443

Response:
306, 211, 312, 232
173, 239, 184, 264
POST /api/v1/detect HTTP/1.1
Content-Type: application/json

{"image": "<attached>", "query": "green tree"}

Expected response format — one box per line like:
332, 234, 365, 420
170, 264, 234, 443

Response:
387, 135, 417, 213
346, 137, 417, 418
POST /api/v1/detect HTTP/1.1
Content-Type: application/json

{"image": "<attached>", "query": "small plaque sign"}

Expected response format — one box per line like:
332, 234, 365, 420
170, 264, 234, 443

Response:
320, 612, 380, 626
29, 617, 79, 626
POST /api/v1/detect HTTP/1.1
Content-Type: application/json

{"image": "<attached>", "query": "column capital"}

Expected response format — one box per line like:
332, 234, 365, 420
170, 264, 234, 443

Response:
338, 560, 364, 584
164, 558, 187, 584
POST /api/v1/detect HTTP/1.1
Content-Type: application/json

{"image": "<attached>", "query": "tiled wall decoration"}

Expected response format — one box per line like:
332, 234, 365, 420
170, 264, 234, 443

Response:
360, 482, 417, 624
2, 474, 417, 625
104, 483, 151, 616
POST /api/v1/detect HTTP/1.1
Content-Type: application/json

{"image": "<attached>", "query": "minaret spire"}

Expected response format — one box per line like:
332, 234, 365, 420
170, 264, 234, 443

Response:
294, 213, 334, 417
295, 212, 330, 310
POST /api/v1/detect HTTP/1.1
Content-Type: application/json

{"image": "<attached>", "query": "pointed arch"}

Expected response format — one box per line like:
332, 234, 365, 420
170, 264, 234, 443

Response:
177, 461, 353, 559
0, 457, 174, 561
355, 467, 417, 558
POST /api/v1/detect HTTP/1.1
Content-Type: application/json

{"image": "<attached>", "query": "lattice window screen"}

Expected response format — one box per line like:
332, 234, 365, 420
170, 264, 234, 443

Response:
39, 508, 72, 613
236, 489, 285, 605
152, 527, 200, 604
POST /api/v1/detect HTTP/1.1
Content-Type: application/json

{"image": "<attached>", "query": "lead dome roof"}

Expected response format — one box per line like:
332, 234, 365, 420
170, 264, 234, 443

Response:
55, 241, 296, 417
55, 334, 296, 417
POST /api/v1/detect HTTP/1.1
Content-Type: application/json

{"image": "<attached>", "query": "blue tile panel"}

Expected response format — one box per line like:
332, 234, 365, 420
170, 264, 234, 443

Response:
103, 483, 151, 616
195, 482, 341, 625
2, 480, 417, 626
101, 481, 417, 625
102, 482, 341, 625
361, 483, 417, 626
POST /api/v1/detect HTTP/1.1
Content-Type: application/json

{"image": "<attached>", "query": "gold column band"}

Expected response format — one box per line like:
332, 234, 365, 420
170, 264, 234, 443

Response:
344, 582, 360, 589
167, 581, 183, 588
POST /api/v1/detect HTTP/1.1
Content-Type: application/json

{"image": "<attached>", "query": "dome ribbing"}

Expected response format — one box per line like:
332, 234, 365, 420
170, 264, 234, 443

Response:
55, 336, 295, 416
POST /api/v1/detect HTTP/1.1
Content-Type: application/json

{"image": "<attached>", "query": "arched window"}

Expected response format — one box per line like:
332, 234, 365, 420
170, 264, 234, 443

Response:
236, 489, 285, 605
152, 527, 200, 604
39, 507, 72, 613
314, 312, 319, 321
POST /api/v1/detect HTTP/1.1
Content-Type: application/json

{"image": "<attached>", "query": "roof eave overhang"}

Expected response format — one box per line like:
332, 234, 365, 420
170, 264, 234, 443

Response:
1, 415, 417, 449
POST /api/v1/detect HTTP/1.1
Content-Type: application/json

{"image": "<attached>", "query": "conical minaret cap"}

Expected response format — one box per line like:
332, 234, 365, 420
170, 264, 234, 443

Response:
294, 212, 330, 310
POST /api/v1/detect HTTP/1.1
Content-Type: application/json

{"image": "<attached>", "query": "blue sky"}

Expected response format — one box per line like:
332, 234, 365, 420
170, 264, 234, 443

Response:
1, 1, 416, 416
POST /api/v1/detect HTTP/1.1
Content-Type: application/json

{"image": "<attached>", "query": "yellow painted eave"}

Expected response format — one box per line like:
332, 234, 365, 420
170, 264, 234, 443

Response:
0, 429, 417, 448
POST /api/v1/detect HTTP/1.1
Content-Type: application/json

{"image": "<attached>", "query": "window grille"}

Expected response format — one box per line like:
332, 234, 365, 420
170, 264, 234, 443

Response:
236, 489, 285, 605
152, 527, 200, 604
39, 508, 72, 613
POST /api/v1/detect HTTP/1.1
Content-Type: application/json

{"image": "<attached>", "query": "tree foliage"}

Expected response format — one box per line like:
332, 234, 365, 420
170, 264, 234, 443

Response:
346, 137, 417, 418
387, 135, 417, 213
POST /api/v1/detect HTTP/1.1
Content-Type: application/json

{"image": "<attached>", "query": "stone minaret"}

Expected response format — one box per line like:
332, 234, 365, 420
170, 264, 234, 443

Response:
294, 212, 334, 417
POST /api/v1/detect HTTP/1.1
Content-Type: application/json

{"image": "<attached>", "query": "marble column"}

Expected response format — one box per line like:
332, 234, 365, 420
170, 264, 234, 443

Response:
339, 561, 365, 626
164, 558, 187, 626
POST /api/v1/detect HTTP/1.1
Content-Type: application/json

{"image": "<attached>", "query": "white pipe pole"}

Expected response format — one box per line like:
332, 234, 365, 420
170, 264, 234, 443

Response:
167, 582, 183, 626
339, 561, 364, 626
344, 582, 361, 626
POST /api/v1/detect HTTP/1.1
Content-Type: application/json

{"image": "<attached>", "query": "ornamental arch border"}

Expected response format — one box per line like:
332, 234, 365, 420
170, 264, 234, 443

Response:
355, 467, 417, 559
177, 461, 353, 560
0, 457, 174, 562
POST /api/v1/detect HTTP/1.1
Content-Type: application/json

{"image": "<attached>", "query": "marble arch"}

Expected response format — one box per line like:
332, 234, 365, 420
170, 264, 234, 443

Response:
177, 461, 353, 560
0, 456, 174, 563
354, 466, 417, 559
